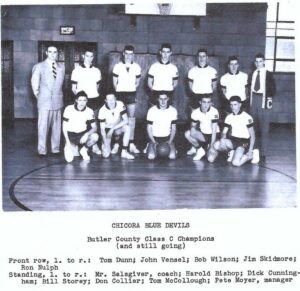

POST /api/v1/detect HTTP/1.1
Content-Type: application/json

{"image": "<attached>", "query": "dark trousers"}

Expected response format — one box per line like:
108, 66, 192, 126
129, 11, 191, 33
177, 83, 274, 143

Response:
250, 93, 271, 156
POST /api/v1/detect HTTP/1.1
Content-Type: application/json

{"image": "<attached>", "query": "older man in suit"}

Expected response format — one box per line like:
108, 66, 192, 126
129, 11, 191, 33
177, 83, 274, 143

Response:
31, 45, 65, 157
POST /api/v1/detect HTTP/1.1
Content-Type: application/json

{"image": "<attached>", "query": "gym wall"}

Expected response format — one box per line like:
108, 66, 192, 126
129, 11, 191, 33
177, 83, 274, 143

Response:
1, 3, 295, 123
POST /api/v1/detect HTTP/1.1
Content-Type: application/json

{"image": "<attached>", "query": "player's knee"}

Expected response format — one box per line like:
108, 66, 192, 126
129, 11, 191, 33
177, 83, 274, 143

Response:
91, 133, 99, 142
184, 130, 191, 140
219, 139, 227, 148
190, 131, 198, 140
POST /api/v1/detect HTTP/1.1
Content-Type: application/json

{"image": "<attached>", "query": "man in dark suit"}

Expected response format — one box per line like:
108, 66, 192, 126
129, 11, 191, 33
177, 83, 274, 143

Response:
31, 45, 65, 157
249, 53, 275, 163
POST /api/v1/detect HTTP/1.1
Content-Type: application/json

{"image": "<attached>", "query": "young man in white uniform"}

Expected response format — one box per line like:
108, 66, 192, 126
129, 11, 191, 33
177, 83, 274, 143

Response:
210, 96, 256, 167
147, 43, 179, 105
113, 45, 141, 154
146, 92, 178, 160
98, 93, 134, 160
220, 56, 249, 115
62, 91, 99, 162
188, 48, 218, 109
71, 48, 102, 155
187, 49, 218, 155
144, 43, 179, 153
185, 95, 220, 161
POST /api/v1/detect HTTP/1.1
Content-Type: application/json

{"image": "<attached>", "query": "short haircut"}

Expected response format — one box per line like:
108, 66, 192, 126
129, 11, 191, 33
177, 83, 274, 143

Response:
161, 43, 172, 51
156, 91, 170, 99
124, 45, 134, 52
229, 96, 242, 103
75, 91, 88, 99
255, 53, 265, 60
200, 94, 212, 101
197, 48, 208, 55
228, 56, 239, 64
82, 46, 94, 54
105, 91, 116, 98
46, 44, 57, 51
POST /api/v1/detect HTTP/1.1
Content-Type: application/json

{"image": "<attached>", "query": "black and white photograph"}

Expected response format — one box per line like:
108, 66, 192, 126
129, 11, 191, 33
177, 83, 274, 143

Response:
0, 0, 299, 290
1, 0, 296, 211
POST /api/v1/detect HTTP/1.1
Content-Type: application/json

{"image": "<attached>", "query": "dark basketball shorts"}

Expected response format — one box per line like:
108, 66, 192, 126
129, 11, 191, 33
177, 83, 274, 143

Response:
202, 133, 212, 146
198, 132, 220, 148
87, 96, 102, 112
230, 136, 250, 150
116, 92, 137, 105
68, 130, 89, 145
105, 127, 123, 137
153, 136, 170, 143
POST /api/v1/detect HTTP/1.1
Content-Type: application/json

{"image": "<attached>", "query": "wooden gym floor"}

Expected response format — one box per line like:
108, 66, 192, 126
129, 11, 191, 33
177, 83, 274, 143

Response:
2, 119, 297, 211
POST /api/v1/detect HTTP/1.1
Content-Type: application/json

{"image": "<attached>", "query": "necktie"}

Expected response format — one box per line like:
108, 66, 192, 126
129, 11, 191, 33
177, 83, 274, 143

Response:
52, 62, 57, 79
254, 70, 260, 91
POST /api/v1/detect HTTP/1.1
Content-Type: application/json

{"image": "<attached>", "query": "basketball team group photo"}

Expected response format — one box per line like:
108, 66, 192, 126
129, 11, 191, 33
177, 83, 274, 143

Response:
1, 2, 296, 211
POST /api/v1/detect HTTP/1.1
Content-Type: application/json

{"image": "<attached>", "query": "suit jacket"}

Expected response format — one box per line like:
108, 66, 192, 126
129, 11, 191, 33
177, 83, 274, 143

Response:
31, 60, 65, 111
249, 70, 276, 109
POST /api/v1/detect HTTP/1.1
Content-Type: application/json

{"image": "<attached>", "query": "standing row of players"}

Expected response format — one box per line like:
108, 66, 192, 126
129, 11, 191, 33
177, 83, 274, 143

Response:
31, 43, 275, 165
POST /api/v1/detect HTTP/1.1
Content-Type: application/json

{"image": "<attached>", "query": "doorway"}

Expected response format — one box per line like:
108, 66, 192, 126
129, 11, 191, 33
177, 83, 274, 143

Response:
1, 41, 14, 120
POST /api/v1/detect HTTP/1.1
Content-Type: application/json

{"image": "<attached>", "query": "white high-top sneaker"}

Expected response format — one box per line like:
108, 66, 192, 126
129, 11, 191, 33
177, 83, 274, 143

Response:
227, 150, 234, 162
92, 144, 101, 155
187, 146, 197, 155
79, 146, 90, 161
193, 147, 206, 161
121, 150, 135, 160
64, 145, 74, 163
111, 143, 119, 155
129, 143, 140, 154
251, 149, 260, 164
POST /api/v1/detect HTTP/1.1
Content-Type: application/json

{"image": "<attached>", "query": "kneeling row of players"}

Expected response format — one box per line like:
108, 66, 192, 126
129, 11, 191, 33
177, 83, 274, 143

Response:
63, 91, 259, 167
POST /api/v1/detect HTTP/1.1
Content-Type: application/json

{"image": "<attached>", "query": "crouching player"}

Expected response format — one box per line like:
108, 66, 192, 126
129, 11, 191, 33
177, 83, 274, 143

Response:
210, 96, 256, 166
98, 93, 134, 160
146, 92, 177, 160
62, 91, 99, 162
185, 94, 219, 161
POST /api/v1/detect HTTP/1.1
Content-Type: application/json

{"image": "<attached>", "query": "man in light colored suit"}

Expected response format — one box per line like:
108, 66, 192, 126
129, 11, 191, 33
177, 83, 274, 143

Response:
31, 45, 65, 157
